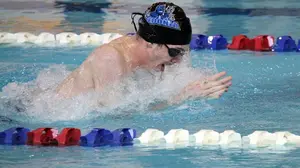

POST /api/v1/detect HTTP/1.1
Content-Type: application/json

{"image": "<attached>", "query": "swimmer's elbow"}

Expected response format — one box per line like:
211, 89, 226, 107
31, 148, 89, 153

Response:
55, 70, 95, 98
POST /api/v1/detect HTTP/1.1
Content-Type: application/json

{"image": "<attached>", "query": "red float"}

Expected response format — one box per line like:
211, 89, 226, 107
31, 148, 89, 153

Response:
27, 127, 81, 146
227, 34, 252, 50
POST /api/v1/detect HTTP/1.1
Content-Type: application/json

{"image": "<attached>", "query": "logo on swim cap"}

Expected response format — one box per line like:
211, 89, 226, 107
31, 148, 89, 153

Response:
144, 4, 181, 30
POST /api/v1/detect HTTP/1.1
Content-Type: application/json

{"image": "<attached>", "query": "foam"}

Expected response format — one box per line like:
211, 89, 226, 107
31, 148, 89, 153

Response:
0, 57, 211, 122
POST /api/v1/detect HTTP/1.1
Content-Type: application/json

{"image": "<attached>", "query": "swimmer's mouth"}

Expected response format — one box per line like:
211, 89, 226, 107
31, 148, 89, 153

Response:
155, 64, 165, 72
155, 55, 182, 72
156, 61, 178, 72
161, 64, 165, 72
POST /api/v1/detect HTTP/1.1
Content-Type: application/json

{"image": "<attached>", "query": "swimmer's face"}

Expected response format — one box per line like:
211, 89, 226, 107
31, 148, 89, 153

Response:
150, 44, 189, 72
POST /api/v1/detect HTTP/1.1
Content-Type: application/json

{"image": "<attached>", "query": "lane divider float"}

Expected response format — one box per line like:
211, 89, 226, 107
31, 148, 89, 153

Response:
0, 127, 137, 147
0, 32, 123, 46
1, 127, 300, 149
1, 32, 300, 52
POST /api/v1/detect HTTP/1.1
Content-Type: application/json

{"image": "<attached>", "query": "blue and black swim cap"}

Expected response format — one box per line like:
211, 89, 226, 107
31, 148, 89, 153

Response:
131, 2, 192, 45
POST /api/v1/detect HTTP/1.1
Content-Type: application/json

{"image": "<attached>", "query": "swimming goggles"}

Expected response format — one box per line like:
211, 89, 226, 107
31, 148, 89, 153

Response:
131, 12, 186, 58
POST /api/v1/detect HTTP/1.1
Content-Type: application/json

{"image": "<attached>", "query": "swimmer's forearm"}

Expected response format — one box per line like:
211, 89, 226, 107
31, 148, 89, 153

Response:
150, 92, 187, 111
150, 102, 169, 111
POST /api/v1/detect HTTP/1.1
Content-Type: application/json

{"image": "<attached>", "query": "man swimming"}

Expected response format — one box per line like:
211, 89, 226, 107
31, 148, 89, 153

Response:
55, 2, 232, 106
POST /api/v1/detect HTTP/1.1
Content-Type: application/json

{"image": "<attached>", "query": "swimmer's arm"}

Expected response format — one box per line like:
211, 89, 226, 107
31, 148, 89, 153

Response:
88, 45, 129, 106
149, 89, 209, 111
150, 101, 171, 111
89, 45, 125, 91
56, 45, 124, 98
149, 94, 186, 111
150, 72, 232, 110
55, 61, 95, 98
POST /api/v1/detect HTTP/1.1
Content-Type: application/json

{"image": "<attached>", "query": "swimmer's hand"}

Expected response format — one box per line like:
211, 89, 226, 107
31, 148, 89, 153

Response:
150, 72, 232, 111
170, 71, 232, 104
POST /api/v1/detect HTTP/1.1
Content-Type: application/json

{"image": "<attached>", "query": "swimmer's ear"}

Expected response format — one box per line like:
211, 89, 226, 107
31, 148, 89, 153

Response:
146, 42, 153, 48
147, 43, 162, 49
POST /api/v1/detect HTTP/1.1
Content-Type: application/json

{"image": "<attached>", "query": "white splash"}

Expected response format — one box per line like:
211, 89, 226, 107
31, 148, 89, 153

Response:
0, 55, 211, 122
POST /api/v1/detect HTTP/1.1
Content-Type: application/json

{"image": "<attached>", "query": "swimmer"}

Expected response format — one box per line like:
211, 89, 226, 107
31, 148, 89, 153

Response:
55, 2, 232, 106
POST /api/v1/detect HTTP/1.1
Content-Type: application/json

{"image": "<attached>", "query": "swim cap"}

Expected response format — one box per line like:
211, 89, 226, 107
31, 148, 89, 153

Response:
132, 2, 192, 45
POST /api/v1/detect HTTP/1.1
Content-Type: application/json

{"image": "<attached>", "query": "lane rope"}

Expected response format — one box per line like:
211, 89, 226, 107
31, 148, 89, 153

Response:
1, 127, 299, 149
1, 32, 299, 52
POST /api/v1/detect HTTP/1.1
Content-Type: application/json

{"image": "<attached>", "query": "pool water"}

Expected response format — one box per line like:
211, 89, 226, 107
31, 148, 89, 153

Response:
1, 0, 300, 167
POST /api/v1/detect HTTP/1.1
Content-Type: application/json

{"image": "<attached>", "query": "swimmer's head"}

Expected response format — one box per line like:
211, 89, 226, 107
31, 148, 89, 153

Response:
133, 2, 192, 45
131, 2, 192, 71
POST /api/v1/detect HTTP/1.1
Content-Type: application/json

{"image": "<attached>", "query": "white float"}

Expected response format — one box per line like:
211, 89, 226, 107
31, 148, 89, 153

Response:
242, 131, 279, 147
35, 32, 56, 44
219, 130, 242, 146
274, 131, 300, 145
55, 32, 80, 45
0, 32, 17, 43
136, 128, 165, 144
0, 32, 124, 46
15, 32, 37, 43
164, 129, 190, 144
79, 32, 103, 45
134, 129, 300, 150
192, 129, 220, 145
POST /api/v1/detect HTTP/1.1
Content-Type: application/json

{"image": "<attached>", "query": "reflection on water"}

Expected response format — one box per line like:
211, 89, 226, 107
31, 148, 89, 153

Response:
1, 0, 300, 37
1, 1, 300, 168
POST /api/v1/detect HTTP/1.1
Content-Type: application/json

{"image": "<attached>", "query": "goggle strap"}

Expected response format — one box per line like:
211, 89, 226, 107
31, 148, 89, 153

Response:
131, 12, 186, 57
131, 12, 144, 33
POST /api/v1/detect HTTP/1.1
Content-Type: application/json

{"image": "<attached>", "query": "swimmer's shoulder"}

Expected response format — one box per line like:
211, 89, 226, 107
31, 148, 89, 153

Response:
85, 42, 126, 73
88, 43, 123, 63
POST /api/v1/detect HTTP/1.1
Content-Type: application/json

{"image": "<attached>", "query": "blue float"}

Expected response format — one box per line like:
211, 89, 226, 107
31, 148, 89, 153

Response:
0, 127, 30, 145
110, 128, 137, 146
80, 128, 113, 147
272, 36, 297, 52
206, 35, 228, 50
189, 34, 208, 50
126, 33, 300, 52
